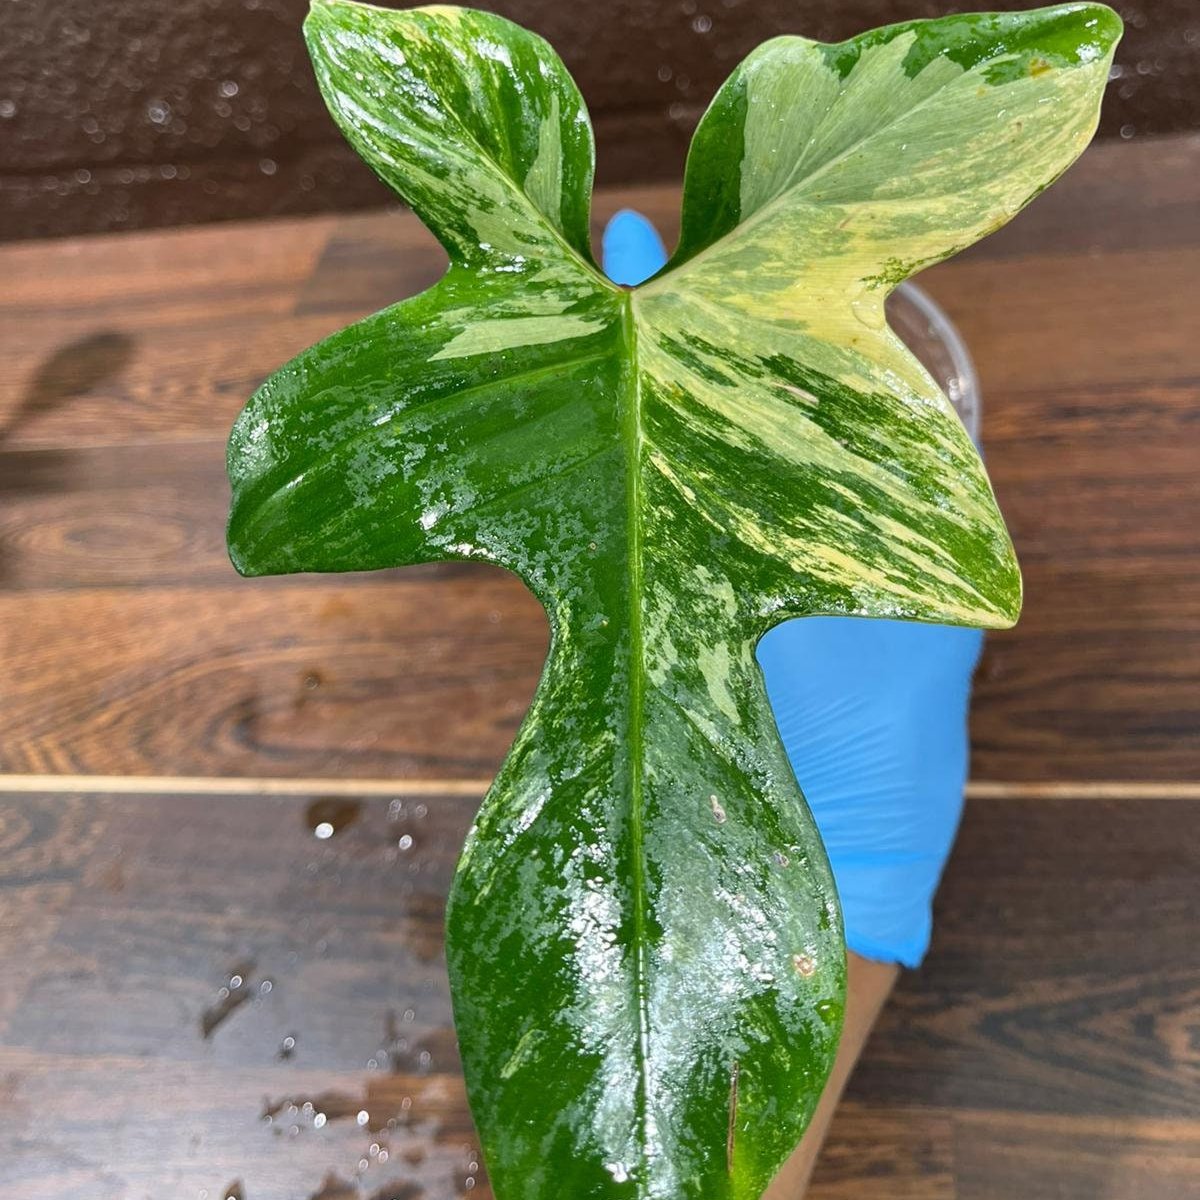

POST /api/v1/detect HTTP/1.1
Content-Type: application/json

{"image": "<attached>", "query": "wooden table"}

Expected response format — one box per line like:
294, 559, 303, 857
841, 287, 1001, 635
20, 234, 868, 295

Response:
1, 134, 1198, 1199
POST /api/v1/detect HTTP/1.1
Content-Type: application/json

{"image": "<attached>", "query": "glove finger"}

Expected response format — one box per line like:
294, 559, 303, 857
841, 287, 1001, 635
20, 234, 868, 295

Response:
602, 209, 668, 285
758, 616, 983, 966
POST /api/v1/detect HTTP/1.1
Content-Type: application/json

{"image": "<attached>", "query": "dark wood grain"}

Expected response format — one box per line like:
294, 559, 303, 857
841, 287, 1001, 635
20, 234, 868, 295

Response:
807, 1103, 955, 1199
852, 794, 1200, 1120
0, 790, 485, 1199
0, 214, 337, 451
3, 437, 1195, 777
3, 788, 1197, 1198
3, 139, 1199, 781
953, 1111, 1200, 1200
2, 0, 1196, 243
3, 139, 1195, 447
0, 442, 232, 590
1, 135, 1198, 1198
0, 576, 546, 778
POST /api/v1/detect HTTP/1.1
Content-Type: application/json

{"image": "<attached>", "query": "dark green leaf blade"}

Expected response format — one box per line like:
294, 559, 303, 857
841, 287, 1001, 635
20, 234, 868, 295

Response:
226, 267, 623, 578
227, 4, 1120, 1198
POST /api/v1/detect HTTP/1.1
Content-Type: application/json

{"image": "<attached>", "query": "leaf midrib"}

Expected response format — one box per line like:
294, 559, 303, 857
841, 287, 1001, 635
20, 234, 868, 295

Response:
620, 289, 653, 1172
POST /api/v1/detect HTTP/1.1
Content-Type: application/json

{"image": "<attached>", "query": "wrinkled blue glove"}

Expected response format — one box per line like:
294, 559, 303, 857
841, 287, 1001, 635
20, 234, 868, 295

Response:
603, 210, 983, 968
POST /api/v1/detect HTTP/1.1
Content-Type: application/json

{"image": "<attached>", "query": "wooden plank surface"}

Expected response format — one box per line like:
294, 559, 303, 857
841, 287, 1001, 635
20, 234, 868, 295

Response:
952, 1111, 1200, 1200
2, 137, 1199, 782
1, 134, 1198, 1197
2, 788, 1197, 1198
5, 0, 1194, 244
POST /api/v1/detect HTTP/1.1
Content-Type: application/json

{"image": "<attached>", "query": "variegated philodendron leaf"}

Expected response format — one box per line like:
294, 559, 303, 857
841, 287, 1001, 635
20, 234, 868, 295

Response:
226, 3, 1119, 1197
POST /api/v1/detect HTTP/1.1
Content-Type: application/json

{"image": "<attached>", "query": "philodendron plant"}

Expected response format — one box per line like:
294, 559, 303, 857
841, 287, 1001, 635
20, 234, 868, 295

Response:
227, 2, 1118, 1195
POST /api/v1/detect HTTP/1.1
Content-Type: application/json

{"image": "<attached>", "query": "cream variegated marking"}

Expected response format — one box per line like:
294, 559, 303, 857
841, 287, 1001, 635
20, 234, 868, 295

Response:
525, 91, 565, 220
431, 312, 610, 360
227, 5, 1119, 1200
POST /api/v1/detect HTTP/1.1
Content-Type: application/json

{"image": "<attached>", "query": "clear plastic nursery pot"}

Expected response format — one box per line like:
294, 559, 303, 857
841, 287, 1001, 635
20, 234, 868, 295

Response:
888, 282, 981, 444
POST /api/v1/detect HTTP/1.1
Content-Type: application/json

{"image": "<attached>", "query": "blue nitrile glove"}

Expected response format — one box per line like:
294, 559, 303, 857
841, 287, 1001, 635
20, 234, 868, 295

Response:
603, 209, 984, 968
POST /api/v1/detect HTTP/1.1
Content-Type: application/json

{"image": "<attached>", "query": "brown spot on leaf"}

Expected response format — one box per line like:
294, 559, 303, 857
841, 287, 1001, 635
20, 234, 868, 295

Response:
792, 953, 817, 978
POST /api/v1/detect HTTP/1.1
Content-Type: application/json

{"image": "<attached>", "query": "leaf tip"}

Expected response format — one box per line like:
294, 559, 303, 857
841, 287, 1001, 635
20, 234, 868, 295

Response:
225, 512, 267, 579
302, 0, 361, 52
986, 548, 1024, 630
1034, 2, 1124, 66
1073, 2, 1124, 48
302, 0, 338, 24
225, 546, 258, 580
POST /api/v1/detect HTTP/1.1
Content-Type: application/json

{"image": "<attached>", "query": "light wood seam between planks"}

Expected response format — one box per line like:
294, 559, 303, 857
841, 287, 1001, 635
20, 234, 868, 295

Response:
0, 774, 1197, 800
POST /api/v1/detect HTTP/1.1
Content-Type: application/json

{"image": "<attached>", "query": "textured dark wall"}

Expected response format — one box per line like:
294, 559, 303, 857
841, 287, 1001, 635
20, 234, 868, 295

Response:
1, 0, 1196, 242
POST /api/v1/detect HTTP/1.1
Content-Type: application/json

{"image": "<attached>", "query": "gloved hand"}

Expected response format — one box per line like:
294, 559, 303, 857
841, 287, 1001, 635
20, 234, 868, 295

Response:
603, 209, 984, 968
